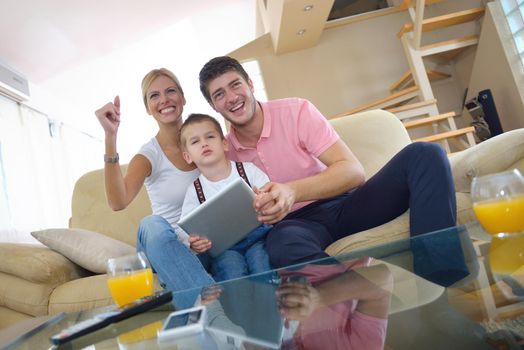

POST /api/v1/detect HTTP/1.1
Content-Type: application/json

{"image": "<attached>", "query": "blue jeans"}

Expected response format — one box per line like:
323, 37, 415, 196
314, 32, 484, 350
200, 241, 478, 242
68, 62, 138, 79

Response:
211, 224, 272, 282
136, 215, 215, 309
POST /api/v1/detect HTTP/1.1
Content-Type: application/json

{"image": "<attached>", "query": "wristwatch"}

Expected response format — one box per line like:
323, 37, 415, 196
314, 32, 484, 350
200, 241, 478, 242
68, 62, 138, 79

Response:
104, 153, 119, 164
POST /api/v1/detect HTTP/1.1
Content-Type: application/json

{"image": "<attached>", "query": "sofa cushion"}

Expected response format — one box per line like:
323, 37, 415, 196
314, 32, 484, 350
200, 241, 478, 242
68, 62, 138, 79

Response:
0, 272, 54, 316
456, 192, 475, 225
330, 110, 411, 179
49, 274, 163, 315
69, 166, 152, 246
450, 128, 524, 192
0, 243, 89, 284
326, 212, 410, 256
31, 228, 135, 274
0, 306, 33, 330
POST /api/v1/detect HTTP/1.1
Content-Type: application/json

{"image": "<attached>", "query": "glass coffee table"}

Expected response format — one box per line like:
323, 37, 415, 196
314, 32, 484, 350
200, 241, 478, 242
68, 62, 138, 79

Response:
6, 222, 524, 349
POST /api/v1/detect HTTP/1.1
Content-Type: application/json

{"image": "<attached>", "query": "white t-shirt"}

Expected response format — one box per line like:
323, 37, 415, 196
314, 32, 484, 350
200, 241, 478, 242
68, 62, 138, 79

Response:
138, 137, 200, 245
181, 161, 270, 218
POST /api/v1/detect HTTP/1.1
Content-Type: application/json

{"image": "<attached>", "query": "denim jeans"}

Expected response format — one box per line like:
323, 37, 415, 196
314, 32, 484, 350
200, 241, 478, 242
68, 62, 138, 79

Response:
136, 215, 215, 309
211, 224, 272, 282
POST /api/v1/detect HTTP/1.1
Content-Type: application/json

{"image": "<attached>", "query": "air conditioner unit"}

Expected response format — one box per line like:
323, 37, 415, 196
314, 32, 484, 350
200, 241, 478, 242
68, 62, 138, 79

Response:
0, 60, 30, 102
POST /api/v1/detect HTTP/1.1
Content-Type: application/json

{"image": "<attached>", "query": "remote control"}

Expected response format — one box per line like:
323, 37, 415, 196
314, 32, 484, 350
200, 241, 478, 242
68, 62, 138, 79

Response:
50, 290, 172, 345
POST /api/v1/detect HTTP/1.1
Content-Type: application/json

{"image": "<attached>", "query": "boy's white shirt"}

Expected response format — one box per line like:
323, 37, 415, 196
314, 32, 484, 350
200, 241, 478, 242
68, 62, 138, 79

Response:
181, 160, 270, 219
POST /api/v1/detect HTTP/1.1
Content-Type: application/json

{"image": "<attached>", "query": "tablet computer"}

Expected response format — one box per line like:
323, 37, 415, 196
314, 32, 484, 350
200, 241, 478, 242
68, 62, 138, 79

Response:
205, 279, 284, 349
178, 178, 261, 257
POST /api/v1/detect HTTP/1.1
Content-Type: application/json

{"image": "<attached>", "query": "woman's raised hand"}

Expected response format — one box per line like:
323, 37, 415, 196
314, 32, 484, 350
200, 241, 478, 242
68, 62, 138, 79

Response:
95, 96, 121, 136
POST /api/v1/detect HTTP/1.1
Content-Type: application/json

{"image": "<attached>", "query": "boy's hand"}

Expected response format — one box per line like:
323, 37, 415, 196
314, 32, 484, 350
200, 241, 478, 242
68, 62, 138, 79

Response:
189, 234, 212, 253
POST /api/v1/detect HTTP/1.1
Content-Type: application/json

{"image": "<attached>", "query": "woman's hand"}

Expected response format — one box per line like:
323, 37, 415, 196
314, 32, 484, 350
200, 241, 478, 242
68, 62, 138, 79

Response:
189, 234, 212, 253
95, 95, 121, 136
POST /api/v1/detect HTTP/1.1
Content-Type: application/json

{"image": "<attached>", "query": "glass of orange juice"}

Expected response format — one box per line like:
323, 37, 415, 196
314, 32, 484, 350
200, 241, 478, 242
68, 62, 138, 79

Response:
107, 252, 154, 307
471, 169, 524, 235
471, 169, 524, 276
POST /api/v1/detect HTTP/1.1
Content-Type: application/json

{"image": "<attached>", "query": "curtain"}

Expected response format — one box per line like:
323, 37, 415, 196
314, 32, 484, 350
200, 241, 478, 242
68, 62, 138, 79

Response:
0, 94, 102, 239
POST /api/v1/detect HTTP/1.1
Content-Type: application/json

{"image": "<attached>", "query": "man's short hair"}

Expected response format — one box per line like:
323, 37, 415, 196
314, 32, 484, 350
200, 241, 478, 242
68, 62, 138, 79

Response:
179, 113, 224, 149
199, 56, 250, 104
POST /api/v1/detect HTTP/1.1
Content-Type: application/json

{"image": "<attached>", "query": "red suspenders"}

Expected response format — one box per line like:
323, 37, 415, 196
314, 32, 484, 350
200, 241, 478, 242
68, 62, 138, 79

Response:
193, 162, 252, 204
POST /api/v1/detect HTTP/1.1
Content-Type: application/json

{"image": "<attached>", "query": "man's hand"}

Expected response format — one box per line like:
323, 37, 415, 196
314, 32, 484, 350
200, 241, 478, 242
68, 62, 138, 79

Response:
276, 279, 322, 321
253, 182, 296, 224
200, 285, 222, 305
188, 234, 212, 253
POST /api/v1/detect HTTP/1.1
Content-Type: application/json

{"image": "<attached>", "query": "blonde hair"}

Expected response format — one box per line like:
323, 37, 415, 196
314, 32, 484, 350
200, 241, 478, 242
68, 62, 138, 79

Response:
141, 68, 185, 113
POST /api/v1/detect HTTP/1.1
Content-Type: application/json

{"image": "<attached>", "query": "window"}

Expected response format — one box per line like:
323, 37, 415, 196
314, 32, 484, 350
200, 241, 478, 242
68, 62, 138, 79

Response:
242, 60, 268, 101
328, 0, 393, 21
0, 93, 102, 235
501, 0, 524, 67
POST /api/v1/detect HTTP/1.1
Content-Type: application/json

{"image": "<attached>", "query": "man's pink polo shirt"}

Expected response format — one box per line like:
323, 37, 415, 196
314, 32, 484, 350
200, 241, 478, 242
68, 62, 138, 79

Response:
226, 98, 339, 211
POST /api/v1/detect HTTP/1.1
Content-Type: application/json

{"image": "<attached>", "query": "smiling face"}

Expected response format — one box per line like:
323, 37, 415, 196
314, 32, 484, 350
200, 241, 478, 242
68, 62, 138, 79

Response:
181, 120, 228, 168
145, 75, 186, 125
207, 71, 257, 127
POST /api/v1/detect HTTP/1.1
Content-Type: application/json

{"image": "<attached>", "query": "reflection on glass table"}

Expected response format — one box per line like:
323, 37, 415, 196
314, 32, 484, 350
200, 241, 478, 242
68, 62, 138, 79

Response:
7, 222, 524, 350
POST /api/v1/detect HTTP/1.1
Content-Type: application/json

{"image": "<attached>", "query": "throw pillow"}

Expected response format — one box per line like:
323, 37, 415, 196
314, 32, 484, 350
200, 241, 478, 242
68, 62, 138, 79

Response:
31, 228, 135, 274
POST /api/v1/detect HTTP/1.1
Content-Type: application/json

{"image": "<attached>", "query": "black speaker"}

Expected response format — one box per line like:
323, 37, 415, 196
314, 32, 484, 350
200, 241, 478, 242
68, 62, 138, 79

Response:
477, 89, 503, 137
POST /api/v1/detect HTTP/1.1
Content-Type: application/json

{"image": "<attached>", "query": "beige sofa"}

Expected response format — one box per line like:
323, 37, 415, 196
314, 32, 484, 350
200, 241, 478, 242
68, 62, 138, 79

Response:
1, 109, 523, 329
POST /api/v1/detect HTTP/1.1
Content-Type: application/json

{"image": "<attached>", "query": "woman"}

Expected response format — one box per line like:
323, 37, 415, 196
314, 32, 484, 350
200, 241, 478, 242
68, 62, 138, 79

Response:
95, 68, 214, 308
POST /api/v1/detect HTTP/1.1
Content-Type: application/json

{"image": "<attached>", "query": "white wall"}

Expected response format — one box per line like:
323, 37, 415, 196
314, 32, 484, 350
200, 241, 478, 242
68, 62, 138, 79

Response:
232, 10, 412, 119
33, 0, 257, 164
0, 1, 258, 238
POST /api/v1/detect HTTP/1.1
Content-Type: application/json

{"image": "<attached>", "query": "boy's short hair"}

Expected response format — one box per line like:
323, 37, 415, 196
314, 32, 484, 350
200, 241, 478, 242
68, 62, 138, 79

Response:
199, 56, 250, 104
179, 113, 224, 149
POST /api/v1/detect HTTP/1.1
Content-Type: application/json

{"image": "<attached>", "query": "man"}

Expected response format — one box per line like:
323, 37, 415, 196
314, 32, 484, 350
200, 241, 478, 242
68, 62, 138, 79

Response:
199, 56, 456, 268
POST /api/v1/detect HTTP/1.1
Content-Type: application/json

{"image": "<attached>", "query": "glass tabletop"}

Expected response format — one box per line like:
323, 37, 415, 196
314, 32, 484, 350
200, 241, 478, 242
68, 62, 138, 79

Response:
9, 222, 524, 350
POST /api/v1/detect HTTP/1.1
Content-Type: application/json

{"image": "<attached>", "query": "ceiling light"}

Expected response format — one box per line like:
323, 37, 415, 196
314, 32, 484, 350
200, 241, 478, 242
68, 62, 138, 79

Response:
297, 29, 306, 35
304, 5, 314, 11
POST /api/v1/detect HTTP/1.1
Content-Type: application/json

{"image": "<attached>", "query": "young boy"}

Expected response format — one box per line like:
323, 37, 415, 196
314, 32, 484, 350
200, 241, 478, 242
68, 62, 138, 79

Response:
179, 113, 272, 282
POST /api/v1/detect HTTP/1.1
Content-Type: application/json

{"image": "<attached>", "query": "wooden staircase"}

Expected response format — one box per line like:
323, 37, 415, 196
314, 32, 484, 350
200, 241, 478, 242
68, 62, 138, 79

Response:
332, 0, 485, 153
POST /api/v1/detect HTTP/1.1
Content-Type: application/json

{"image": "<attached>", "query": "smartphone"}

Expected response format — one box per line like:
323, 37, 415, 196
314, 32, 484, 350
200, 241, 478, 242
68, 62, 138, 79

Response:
157, 306, 207, 342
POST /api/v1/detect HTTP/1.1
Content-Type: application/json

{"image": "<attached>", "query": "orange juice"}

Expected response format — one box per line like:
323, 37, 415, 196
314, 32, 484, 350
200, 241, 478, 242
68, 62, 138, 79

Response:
118, 320, 163, 345
489, 234, 524, 275
472, 194, 524, 235
107, 268, 153, 307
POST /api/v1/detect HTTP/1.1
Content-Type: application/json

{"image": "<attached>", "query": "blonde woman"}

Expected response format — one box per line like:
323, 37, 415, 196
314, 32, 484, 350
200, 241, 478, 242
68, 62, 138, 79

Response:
95, 68, 214, 308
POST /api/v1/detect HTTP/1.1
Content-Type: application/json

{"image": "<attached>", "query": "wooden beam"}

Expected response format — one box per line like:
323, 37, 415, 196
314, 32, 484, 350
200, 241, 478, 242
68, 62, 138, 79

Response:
397, 8, 485, 38
420, 35, 479, 57
414, 126, 475, 142
403, 111, 455, 129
